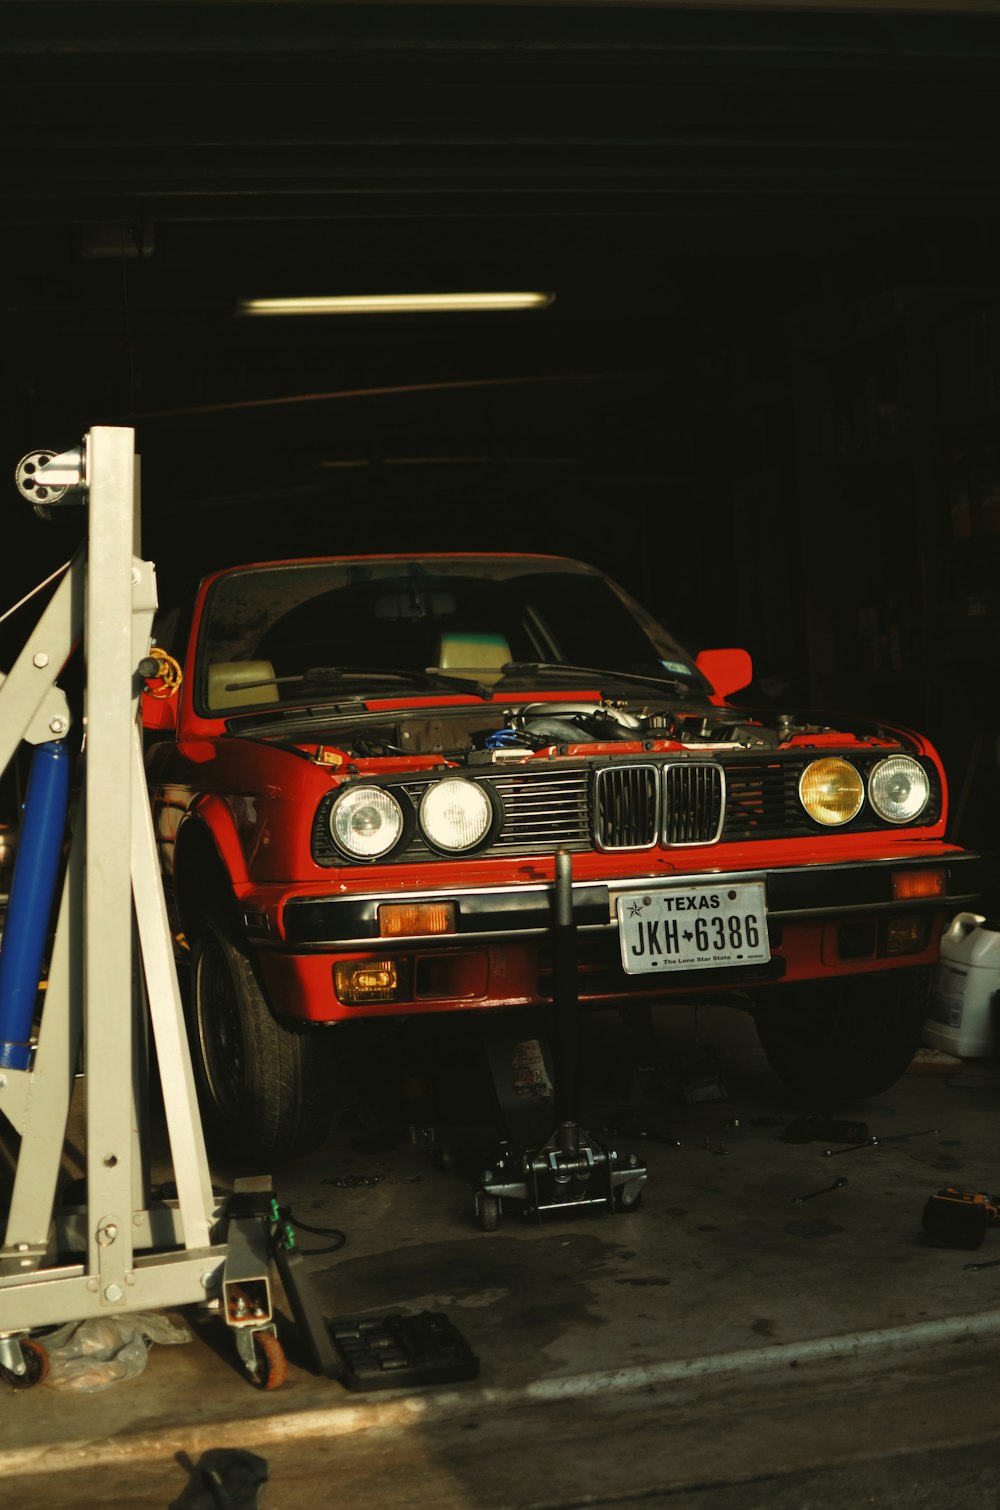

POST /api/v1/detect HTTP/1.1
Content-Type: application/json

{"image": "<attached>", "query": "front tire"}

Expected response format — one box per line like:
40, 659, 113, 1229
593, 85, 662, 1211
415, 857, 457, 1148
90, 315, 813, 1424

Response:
476, 1193, 501, 1232
752, 967, 931, 1109
191, 914, 336, 1164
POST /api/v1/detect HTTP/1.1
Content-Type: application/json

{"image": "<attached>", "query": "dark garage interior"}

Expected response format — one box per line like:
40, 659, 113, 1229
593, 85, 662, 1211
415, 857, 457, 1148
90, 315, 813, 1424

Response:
3, 4, 1000, 1507
9, 2, 1000, 821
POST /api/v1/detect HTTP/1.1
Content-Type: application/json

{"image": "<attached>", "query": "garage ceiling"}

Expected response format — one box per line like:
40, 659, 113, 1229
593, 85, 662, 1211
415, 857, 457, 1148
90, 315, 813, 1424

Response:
6, 1, 1000, 603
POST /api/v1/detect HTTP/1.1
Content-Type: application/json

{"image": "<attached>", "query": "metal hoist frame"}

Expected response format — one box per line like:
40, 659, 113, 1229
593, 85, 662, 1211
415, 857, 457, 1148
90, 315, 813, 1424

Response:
0, 429, 274, 1382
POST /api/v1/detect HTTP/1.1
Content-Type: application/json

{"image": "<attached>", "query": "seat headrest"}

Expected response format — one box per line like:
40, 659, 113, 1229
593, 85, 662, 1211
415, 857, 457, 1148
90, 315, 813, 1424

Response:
433, 633, 511, 684
207, 660, 276, 709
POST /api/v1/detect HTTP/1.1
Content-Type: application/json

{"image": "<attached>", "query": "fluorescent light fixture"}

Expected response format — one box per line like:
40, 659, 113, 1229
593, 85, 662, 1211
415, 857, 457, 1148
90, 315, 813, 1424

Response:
237, 291, 554, 317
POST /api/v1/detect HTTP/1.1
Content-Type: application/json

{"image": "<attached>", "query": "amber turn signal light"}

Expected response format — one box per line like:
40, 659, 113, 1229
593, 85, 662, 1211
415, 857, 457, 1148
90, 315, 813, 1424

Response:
891, 868, 945, 900
379, 902, 457, 937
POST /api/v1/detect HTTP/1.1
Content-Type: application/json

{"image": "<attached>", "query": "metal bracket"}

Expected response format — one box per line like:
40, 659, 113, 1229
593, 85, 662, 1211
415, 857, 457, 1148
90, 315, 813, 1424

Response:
0, 1334, 28, 1376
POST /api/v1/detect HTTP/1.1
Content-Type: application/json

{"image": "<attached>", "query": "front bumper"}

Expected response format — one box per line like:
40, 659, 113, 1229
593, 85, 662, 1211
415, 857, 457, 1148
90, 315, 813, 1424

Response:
251, 848, 983, 1024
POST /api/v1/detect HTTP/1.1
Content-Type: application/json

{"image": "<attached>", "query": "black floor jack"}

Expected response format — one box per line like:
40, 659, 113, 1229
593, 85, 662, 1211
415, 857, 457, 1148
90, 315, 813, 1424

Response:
473, 850, 648, 1230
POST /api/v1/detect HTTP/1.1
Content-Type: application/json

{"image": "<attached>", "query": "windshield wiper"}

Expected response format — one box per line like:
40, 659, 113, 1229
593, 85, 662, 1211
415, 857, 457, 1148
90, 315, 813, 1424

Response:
224, 665, 494, 701
496, 662, 693, 696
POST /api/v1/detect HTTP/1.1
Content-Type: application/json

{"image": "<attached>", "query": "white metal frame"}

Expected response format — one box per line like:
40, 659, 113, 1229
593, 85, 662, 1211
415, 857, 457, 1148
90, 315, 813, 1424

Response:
0, 428, 266, 1372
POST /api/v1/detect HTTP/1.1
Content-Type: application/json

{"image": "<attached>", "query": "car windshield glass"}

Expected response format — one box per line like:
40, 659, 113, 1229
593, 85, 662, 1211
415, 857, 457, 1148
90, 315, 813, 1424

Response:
196, 555, 709, 714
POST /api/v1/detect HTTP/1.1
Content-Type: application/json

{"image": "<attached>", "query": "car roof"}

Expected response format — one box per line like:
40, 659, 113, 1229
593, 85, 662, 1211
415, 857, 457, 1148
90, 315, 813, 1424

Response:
198, 552, 602, 588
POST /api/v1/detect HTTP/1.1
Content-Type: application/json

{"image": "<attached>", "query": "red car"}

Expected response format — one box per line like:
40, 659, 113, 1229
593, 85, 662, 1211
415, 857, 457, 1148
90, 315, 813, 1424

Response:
143, 553, 981, 1160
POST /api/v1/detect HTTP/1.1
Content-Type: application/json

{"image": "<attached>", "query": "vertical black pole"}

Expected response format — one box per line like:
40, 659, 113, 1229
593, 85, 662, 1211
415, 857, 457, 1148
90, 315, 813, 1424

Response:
552, 847, 579, 1150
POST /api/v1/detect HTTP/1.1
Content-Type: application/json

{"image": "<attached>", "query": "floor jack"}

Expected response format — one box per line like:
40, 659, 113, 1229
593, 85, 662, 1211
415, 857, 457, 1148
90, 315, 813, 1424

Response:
473, 851, 648, 1230
0, 428, 479, 1394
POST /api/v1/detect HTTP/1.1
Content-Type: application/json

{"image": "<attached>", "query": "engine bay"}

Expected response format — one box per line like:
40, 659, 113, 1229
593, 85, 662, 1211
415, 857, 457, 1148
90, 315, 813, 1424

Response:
257, 697, 909, 765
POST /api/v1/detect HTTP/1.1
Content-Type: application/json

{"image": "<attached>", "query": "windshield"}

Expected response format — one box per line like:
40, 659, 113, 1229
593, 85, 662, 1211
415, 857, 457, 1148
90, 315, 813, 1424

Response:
195, 555, 709, 714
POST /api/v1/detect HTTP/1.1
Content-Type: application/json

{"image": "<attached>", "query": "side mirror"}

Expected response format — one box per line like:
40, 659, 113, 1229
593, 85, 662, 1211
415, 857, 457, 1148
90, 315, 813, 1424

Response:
141, 690, 178, 732
695, 648, 753, 701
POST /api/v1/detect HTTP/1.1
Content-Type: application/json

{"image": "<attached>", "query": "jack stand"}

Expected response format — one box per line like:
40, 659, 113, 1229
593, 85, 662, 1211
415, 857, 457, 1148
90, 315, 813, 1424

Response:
474, 850, 647, 1230
0, 429, 278, 1388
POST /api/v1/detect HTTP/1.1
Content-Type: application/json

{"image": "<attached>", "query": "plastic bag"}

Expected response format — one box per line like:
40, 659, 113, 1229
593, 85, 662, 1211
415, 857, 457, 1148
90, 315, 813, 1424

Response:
42, 1309, 191, 1392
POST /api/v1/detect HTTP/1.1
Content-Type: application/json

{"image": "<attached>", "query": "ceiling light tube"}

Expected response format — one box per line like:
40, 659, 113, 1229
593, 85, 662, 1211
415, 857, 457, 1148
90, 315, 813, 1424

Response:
237, 291, 554, 316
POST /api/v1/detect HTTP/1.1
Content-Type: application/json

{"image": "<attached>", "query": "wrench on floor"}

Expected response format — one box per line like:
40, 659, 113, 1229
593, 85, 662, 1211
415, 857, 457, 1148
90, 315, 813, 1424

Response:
822, 1137, 879, 1157
792, 1176, 848, 1204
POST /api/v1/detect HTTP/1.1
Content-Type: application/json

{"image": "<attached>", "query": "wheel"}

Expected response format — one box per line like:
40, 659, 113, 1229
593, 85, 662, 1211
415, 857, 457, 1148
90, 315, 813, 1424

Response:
476, 1193, 501, 1231
0, 1339, 49, 1389
191, 914, 336, 1164
614, 1183, 644, 1213
243, 1330, 288, 1390
752, 967, 931, 1110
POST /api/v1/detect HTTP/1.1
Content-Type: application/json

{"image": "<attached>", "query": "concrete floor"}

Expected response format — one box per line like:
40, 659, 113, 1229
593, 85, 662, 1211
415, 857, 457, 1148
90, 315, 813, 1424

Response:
2, 1000, 1000, 1508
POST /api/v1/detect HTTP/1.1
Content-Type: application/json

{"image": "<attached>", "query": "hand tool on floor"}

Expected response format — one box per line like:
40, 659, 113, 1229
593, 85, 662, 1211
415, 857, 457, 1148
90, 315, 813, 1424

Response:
821, 1136, 879, 1157
922, 1186, 1000, 1250
791, 1176, 848, 1204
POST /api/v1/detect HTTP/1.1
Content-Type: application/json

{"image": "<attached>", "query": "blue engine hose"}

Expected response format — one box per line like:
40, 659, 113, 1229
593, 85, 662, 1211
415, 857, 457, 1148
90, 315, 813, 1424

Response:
0, 741, 71, 1070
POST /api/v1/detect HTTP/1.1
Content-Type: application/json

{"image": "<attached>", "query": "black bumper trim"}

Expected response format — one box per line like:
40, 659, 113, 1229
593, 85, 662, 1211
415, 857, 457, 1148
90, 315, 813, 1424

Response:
280, 850, 983, 949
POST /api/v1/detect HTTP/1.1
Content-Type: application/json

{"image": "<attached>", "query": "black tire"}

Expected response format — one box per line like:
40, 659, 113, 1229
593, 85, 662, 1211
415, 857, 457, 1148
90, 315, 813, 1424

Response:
191, 914, 336, 1164
476, 1193, 501, 1232
752, 967, 931, 1110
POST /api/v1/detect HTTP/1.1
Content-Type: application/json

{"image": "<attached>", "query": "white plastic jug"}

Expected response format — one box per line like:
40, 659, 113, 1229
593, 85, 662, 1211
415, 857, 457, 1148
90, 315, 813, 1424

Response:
923, 912, 1000, 1059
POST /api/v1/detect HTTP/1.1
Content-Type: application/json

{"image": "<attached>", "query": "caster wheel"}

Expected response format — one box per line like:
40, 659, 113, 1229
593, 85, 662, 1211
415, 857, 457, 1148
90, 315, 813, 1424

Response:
613, 1184, 643, 1213
477, 1193, 501, 1232
244, 1331, 287, 1390
0, 1339, 49, 1389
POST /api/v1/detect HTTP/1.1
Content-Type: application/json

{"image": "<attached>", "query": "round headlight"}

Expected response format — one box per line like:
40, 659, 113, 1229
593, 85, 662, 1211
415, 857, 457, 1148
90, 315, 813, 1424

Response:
419, 778, 494, 853
868, 756, 930, 825
799, 758, 864, 826
330, 785, 404, 859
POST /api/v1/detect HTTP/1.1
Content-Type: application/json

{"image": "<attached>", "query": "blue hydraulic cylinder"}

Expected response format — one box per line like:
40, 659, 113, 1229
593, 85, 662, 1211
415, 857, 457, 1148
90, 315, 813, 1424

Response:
0, 740, 71, 1069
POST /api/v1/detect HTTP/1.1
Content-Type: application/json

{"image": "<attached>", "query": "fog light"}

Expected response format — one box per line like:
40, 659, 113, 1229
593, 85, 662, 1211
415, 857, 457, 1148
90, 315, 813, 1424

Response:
334, 958, 411, 1005
892, 868, 945, 900
379, 902, 456, 937
881, 914, 930, 956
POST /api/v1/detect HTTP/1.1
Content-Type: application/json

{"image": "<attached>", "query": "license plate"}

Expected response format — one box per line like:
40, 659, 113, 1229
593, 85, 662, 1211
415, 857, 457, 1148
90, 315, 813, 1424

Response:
617, 882, 769, 974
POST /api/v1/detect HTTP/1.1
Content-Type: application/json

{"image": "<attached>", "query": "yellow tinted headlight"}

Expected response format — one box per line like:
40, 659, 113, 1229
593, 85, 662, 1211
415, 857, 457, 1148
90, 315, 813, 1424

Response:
799, 758, 864, 826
